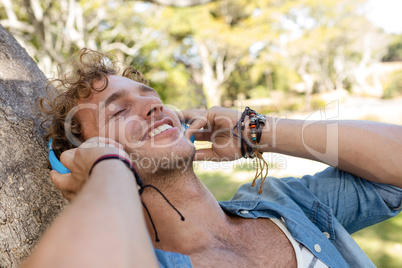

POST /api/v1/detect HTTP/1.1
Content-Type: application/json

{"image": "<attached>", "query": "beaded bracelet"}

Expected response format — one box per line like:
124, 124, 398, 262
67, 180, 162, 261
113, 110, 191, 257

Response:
232, 107, 269, 194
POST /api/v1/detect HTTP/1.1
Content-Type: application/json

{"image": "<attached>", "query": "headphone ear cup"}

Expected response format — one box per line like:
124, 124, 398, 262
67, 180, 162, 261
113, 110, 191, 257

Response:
48, 139, 71, 174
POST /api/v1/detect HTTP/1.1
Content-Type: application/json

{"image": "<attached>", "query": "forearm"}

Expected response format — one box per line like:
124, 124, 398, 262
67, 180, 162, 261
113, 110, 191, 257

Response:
257, 117, 402, 187
23, 160, 158, 268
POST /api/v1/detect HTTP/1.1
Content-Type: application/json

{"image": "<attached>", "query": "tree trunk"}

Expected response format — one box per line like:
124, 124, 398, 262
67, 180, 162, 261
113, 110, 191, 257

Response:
0, 24, 66, 267
297, 56, 314, 111
199, 41, 223, 107
203, 78, 222, 107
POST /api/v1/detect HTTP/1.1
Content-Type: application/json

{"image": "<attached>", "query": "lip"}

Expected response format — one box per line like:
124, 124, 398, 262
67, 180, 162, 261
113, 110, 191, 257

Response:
142, 117, 176, 140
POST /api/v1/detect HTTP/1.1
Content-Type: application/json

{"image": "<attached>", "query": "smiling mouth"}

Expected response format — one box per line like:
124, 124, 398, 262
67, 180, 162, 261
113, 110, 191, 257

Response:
148, 123, 173, 138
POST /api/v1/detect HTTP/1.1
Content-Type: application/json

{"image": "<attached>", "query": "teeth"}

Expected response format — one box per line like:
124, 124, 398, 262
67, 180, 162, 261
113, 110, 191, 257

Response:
148, 124, 172, 138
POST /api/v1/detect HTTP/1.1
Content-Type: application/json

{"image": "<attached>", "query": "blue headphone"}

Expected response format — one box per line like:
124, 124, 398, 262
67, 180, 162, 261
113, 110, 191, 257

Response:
48, 138, 71, 174
49, 123, 195, 174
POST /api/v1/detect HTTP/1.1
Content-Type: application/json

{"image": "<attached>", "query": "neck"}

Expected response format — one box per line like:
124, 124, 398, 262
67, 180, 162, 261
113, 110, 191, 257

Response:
139, 167, 233, 254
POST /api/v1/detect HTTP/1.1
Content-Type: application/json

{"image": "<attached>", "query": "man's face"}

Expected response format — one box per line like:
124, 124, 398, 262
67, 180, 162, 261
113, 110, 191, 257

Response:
74, 75, 195, 178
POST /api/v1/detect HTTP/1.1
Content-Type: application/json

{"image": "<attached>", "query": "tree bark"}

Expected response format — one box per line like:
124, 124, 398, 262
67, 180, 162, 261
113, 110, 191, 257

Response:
199, 41, 222, 107
0, 24, 66, 267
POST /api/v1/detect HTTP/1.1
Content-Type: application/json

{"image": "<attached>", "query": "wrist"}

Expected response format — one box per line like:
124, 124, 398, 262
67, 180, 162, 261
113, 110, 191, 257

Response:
233, 107, 271, 193
90, 158, 128, 175
89, 154, 142, 186
243, 115, 273, 153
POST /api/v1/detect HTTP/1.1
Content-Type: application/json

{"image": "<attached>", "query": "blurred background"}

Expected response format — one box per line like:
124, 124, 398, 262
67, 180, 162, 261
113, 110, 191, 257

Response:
1, 0, 401, 266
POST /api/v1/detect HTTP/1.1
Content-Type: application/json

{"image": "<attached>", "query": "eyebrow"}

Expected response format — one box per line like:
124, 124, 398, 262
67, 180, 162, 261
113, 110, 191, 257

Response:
140, 84, 159, 96
103, 89, 129, 108
103, 85, 159, 108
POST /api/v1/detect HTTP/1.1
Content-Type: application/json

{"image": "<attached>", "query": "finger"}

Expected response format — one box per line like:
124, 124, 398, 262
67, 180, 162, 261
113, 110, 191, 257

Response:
59, 148, 77, 170
193, 148, 218, 161
180, 109, 206, 124
185, 116, 209, 140
174, 109, 184, 122
50, 170, 77, 192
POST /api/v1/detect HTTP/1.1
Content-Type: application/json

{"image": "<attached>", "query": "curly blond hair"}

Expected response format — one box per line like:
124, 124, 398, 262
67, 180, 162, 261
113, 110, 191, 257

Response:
40, 48, 148, 157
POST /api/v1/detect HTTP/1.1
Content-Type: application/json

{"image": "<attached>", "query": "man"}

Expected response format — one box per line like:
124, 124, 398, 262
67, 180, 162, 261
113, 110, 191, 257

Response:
23, 49, 402, 267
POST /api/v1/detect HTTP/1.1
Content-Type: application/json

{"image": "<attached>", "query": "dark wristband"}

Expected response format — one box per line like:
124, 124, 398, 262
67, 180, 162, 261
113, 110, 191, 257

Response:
89, 154, 143, 188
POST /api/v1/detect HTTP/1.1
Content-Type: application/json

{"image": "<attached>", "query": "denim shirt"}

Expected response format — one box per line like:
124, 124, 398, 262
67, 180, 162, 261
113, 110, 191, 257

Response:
154, 167, 402, 268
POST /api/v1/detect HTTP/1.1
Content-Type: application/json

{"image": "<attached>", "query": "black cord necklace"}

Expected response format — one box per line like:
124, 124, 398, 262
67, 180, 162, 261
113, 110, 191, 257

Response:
89, 154, 185, 243
134, 169, 185, 243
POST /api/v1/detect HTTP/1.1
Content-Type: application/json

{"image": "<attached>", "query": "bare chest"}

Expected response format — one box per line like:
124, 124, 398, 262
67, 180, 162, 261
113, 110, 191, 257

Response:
189, 218, 297, 268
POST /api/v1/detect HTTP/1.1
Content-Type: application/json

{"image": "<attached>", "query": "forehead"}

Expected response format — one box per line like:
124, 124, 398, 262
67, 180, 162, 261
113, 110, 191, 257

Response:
86, 75, 152, 103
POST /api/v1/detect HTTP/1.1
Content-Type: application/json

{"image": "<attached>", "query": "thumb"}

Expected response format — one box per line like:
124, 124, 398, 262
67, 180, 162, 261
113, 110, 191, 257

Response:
50, 170, 77, 192
59, 148, 77, 170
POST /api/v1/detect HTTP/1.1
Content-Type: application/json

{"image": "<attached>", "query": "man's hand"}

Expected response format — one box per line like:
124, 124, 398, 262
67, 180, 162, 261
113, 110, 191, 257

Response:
24, 137, 158, 268
50, 137, 129, 201
180, 106, 243, 162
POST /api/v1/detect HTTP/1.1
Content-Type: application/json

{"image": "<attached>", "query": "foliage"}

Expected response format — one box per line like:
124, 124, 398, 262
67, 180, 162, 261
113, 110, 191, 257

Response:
159, 0, 289, 107
383, 34, 402, 62
0, 0, 197, 108
383, 70, 402, 99
1, 0, 396, 110
310, 96, 327, 110
284, 0, 389, 107
352, 215, 402, 268
196, 170, 245, 201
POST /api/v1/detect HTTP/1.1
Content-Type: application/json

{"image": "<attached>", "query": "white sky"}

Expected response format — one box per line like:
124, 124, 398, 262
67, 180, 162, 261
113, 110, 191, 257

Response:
365, 0, 402, 34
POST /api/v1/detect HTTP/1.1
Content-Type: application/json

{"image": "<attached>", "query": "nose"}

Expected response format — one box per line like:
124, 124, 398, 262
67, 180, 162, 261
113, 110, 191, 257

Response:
144, 98, 164, 119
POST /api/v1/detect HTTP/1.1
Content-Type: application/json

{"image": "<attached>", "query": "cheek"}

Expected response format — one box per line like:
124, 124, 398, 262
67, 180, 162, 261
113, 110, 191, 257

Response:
76, 110, 99, 140
111, 117, 148, 144
98, 122, 115, 140
163, 108, 181, 126
98, 119, 129, 142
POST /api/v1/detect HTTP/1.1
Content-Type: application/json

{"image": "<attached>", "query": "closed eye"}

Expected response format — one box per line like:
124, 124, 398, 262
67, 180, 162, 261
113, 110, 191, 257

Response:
112, 109, 126, 118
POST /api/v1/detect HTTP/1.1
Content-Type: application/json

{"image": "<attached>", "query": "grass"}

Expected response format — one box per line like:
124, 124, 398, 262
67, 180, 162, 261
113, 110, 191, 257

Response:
352, 216, 402, 268
197, 171, 247, 201
196, 169, 402, 268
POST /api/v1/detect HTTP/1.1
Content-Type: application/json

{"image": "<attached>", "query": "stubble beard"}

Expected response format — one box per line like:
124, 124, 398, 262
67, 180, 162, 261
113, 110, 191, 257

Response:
125, 142, 196, 186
